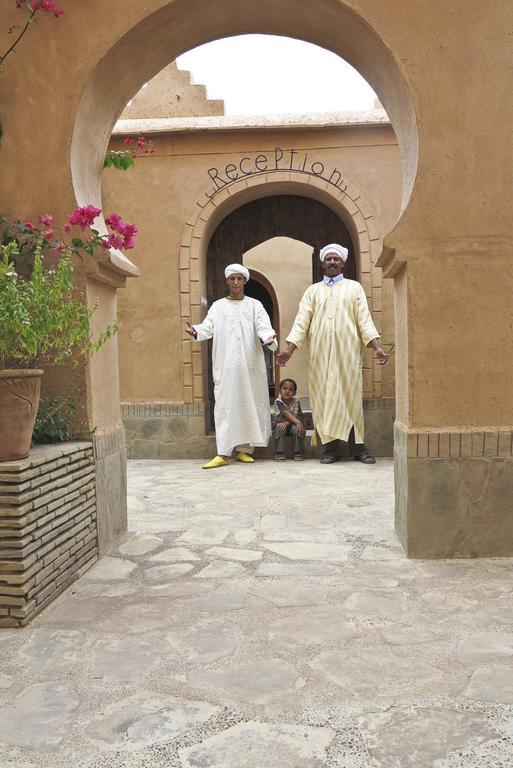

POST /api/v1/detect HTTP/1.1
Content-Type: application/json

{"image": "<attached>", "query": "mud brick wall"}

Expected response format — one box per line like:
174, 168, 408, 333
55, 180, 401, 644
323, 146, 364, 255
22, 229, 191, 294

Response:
0, 443, 98, 627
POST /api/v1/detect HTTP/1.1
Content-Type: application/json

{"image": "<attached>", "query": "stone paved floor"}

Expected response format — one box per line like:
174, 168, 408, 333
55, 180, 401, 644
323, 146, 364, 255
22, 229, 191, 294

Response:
1, 458, 513, 767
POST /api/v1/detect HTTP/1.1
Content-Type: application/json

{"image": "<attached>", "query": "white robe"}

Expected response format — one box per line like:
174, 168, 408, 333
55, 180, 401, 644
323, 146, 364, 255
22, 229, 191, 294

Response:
193, 297, 277, 456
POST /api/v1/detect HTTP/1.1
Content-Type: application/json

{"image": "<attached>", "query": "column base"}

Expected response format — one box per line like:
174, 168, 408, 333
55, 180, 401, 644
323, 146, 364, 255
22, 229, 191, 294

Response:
394, 422, 513, 558
93, 426, 127, 556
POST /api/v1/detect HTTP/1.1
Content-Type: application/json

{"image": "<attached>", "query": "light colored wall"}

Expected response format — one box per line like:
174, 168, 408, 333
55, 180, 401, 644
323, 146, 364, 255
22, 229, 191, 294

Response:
244, 237, 312, 397
102, 124, 401, 403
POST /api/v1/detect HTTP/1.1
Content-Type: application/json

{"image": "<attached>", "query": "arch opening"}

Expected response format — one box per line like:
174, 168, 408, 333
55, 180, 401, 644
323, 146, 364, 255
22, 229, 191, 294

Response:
203, 192, 366, 429
72, 0, 418, 235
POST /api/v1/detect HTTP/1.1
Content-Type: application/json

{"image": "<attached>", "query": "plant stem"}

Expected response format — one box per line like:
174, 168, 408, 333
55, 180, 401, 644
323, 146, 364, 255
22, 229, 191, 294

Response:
0, 11, 36, 68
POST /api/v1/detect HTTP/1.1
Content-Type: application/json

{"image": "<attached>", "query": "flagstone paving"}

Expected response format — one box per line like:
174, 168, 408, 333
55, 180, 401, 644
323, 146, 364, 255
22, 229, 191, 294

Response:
1, 458, 513, 766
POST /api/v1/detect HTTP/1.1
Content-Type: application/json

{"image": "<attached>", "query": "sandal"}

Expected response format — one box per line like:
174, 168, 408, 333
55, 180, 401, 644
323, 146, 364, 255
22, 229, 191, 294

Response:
294, 453, 304, 461
320, 455, 340, 464
354, 451, 376, 464
273, 453, 286, 462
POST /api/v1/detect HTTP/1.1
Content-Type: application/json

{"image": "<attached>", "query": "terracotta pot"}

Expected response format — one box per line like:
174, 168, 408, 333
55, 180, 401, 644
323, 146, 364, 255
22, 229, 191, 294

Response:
0, 369, 44, 462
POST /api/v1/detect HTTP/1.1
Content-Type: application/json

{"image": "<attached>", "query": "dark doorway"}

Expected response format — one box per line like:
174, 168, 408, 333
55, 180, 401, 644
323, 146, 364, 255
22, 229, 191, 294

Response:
204, 194, 355, 431
244, 272, 279, 400
206, 194, 355, 306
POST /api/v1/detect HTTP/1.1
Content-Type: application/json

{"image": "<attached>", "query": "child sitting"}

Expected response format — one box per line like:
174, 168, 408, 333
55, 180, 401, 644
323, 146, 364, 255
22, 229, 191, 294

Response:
272, 378, 306, 461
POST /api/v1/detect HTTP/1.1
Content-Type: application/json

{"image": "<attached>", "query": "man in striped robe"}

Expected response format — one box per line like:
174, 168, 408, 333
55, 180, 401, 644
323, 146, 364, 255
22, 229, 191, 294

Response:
276, 244, 388, 464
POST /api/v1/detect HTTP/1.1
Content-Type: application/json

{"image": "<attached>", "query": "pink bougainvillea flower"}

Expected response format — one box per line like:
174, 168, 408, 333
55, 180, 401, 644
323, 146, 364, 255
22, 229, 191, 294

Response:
39, 213, 53, 227
64, 223, 72, 233
24, 219, 35, 230
41, 228, 55, 241
68, 205, 101, 230
19, 0, 65, 15
105, 213, 123, 231
107, 234, 125, 250
53, 242, 65, 254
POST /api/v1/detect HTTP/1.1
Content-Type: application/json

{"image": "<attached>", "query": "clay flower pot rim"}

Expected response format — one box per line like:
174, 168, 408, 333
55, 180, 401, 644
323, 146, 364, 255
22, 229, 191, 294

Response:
0, 369, 44, 378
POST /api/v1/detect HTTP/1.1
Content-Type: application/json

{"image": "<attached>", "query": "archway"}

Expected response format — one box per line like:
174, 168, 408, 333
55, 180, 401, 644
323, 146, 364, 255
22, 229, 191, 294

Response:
206, 194, 356, 307
180, 172, 384, 407
203, 192, 359, 428
67, 3, 415, 552
71, 1, 418, 228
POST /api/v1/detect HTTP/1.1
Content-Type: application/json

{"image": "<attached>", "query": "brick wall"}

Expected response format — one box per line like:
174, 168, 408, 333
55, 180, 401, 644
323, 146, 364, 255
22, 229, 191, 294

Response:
0, 443, 98, 627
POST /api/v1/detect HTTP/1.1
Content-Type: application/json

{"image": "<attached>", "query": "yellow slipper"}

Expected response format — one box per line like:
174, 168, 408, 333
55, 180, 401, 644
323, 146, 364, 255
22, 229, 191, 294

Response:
235, 452, 255, 463
202, 456, 229, 469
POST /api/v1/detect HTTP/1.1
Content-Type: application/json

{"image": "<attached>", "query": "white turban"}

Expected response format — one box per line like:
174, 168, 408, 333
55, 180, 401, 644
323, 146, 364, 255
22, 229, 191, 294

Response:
225, 263, 250, 282
320, 243, 348, 263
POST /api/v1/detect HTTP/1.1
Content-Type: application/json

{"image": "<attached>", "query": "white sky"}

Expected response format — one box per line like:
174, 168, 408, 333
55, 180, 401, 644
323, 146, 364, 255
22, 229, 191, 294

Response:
177, 35, 378, 116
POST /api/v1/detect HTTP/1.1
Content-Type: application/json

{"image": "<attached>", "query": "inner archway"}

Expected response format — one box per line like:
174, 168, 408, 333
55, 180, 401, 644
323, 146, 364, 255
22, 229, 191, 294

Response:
204, 194, 363, 433
206, 194, 355, 308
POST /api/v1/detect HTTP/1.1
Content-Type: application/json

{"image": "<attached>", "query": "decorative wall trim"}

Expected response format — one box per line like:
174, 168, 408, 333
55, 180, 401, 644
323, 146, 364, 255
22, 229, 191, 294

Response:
363, 397, 395, 411
398, 424, 513, 459
121, 402, 205, 417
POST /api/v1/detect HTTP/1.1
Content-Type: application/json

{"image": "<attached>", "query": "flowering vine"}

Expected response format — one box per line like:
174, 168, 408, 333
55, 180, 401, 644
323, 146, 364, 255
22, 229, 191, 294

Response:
1, 206, 138, 277
1, 1, 64, 69
0, 1, 65, 138
104, 136, 156, 171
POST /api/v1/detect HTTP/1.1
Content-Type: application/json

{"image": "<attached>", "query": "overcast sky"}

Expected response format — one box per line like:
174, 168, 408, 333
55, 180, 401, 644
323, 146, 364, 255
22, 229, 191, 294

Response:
177, 35, 378, 116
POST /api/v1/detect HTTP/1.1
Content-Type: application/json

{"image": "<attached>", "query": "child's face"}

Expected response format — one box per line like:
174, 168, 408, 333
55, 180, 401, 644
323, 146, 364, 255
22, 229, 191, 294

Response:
280, 381, 296, 402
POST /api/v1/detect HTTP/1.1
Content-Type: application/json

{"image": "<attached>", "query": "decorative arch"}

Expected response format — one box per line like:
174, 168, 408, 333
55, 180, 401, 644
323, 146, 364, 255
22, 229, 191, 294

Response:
179, 170, 384, 404
71, 0, 418, 230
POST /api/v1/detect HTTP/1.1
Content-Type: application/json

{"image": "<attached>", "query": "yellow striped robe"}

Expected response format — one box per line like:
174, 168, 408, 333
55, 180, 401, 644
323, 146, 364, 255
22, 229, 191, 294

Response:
286, 279, 379, 445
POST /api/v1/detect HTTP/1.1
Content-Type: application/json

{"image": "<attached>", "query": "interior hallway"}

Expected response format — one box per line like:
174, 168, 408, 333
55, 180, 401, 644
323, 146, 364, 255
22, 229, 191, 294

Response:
1, 458, 513, 767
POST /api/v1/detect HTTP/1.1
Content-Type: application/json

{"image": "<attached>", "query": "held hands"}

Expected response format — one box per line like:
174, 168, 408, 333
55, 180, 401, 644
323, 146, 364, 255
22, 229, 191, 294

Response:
185, 321, 197, 339
276, 349, 292, 367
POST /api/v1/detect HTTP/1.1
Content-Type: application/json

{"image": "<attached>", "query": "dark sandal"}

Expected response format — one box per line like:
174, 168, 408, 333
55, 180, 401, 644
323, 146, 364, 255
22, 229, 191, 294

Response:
273, 453, 286, 462
354, 451, 376, 464
320, 455, 340, 464
294, 454, 304, 461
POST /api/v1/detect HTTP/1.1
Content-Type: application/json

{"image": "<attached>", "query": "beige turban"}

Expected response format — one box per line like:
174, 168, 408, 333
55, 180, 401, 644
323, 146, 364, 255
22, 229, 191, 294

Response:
320, 243, 348, 262
225, 263, 250, 282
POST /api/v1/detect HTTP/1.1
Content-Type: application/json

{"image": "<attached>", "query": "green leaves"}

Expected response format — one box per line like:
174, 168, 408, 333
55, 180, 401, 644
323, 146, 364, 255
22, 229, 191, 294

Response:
32, 390, 92, 444
103, 151, 135, 171
0, 238, 119, 369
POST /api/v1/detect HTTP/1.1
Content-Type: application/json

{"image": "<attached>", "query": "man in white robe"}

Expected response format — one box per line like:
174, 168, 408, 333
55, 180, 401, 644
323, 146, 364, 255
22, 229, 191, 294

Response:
277, 244, 388, 464
186, 264, 277, 469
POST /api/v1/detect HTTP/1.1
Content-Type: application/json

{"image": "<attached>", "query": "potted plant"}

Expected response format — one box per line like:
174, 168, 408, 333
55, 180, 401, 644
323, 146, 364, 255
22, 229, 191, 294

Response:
0, 206, 137, 461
